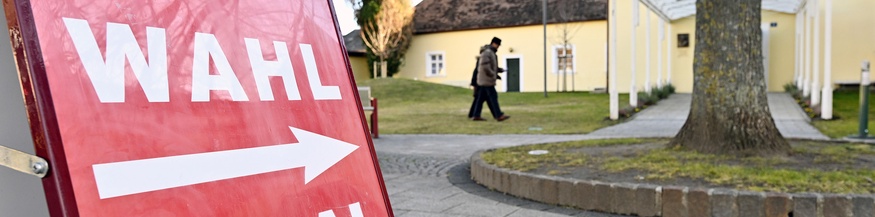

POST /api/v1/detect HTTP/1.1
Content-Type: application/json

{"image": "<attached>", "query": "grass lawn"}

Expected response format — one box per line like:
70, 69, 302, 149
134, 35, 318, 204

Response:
356, 78, 630, 134
482, 139, 875, 194
601, 143, 875, 193
812, 90, 875, 138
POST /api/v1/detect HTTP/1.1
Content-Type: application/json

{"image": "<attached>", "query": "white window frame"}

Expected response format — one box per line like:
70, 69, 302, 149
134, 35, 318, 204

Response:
552, 44, 576, 74
425, 51, 446, 77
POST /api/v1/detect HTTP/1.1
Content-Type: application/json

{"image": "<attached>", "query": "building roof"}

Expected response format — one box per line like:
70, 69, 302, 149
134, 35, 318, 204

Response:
343, 30, 367, 56
640, 0, 805, 21
413, 0, 608, 34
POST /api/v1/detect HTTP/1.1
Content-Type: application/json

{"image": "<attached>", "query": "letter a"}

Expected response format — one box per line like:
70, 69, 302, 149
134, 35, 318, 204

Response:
191, 33, 249, 102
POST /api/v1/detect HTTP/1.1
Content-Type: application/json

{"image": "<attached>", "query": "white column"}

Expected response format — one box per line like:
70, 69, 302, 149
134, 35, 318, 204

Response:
658, 19, 664, 88
803, 6, 812, 97
645, 10, 652, 94
667, 24, 672, 85
822, 0, 834, 119
812, 0, 821, 105
630, 0, 638, 107
795, 12, 803, 88
610, 0, 619, 120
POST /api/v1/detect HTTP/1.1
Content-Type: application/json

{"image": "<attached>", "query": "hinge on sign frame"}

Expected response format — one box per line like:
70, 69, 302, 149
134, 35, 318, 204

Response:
0, 145, 48, 178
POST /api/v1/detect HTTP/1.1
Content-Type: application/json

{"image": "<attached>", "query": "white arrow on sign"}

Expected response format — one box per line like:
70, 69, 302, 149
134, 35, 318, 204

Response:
92, 127, 359, 199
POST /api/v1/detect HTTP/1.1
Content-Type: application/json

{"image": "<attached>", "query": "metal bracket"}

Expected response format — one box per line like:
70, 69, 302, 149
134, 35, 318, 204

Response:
0, 145, 49, 178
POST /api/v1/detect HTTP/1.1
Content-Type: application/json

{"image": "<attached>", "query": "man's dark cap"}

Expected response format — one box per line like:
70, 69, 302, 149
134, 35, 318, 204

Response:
491, 37, 502, 45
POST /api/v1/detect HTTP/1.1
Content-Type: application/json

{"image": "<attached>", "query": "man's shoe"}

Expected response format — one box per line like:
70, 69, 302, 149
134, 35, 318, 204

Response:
496, 115, 510, 122
471, 117, 486, 121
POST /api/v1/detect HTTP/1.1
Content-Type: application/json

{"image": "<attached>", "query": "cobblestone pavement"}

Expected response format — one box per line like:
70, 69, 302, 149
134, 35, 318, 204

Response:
374, 135, 625, 217
374, 93, 829, 216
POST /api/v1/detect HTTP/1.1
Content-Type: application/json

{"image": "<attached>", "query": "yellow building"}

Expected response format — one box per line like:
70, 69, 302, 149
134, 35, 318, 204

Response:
612, 0, 875, 120
387, 0, 871, 119
397, 0, 608, 93
343, 30, 372, 82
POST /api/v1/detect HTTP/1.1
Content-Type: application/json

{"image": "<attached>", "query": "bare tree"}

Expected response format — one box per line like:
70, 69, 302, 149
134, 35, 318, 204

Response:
671, 0, 790, 156
552, 1, 581, 92
359, 0, 413, 78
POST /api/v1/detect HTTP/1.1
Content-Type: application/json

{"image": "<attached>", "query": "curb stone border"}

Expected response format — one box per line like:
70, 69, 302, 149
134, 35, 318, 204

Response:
471, 150, 875, 217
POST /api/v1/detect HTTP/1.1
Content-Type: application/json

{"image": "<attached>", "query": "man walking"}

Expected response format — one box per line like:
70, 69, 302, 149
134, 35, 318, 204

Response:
470, 37, 510, 121
467, 51, 486, 120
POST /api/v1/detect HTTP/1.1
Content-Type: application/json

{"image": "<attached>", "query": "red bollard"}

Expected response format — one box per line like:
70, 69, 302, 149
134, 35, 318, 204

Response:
370, 98, 378, 138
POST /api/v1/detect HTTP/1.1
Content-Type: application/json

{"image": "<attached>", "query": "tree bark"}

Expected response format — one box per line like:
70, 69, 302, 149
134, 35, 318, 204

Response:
670, 0, 790, 156
380, 59, 387, 78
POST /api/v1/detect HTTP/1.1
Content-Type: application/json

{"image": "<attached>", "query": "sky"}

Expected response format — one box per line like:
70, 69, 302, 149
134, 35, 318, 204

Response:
332, 0, 423, 35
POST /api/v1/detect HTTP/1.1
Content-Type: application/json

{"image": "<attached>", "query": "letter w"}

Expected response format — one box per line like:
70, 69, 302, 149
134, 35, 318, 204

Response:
63, 18, 168, 103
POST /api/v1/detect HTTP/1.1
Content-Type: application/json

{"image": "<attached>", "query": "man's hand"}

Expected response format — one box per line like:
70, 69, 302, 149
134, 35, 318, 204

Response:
497, 68, 505, 73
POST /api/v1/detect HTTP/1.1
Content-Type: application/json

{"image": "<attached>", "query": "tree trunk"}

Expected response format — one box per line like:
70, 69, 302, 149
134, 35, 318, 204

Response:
670, 0, 790, 156
380, 60, 388, 78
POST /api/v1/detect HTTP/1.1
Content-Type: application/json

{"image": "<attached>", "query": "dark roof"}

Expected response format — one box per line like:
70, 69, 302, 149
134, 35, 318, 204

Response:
414, 0, 608, 34
343, 30, 367, 56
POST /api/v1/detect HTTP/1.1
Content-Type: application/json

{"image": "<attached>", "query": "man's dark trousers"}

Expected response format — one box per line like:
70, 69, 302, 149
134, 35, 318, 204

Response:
470, 86, 503, 119
468, 86, 493, 118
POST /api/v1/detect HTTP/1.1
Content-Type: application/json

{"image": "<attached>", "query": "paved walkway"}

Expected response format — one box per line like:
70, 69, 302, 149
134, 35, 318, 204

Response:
374, 92, 828, 217
375, 135, 620, 217
588, 93, 829, 140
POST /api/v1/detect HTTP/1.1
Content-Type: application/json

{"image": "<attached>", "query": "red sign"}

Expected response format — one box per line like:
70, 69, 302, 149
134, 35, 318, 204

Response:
6, 0, 392, 216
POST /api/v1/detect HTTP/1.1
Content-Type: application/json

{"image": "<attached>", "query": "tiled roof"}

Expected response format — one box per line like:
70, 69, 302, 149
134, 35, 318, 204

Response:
413, 0, 608, 34
343, 30, 367, 56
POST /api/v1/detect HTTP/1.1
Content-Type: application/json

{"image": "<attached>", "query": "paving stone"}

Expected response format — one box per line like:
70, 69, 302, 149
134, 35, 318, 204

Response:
470, 163, 484, 184
504, 208, 584, 217
443, 202, 517, 217
823, 194, 853, 217
737, 191, 766, 217
792, 193, 821, 217
439, 193, 496, 205
470, 160, 483, 183
764, 193, 792, 217
633, 184, 661, 217
483, 166, 496, 190
391, 198, 464, 213
498, 170, 512, 194
611, 183, 636, 215
394, 185, 460, 201
687, 188, 711, 217
397, 210, 467, 217
490, 168, 502, 193
533, 175, 559, 205
852, 195, 875, 217
556, 179, 576, 207
711, 189, 738, 217
661, 186, 688, 217
522, 175, 540, 202
510, 172, 532, 200
593, 182, 613, 212
576, 180, 598, 211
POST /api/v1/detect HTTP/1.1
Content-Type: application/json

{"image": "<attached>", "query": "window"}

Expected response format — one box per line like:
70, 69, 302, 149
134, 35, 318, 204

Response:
426, 52, 445, 77
553, 45, 575, 74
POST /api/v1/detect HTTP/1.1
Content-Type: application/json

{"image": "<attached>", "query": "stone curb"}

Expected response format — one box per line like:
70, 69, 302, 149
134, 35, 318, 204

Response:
470, 150, 875, 217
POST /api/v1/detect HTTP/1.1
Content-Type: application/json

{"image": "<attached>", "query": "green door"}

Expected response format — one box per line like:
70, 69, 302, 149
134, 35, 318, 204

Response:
506, 58, 520, 92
